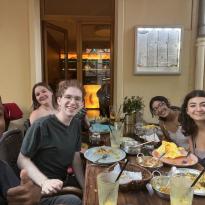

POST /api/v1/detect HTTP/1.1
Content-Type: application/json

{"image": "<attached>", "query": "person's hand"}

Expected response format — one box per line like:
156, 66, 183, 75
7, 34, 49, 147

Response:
76, 107, 87, 120
7, 169, 41, 205
41, 179, 63, 195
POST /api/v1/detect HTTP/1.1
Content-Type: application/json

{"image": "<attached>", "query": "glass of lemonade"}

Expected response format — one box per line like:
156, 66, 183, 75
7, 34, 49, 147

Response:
170, 175, 193, 205
110, 122, 123, 148
97, 172, 119, 205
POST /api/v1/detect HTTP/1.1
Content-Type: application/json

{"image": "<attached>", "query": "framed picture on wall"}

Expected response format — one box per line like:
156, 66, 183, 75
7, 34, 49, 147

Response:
134, 26, 182, 75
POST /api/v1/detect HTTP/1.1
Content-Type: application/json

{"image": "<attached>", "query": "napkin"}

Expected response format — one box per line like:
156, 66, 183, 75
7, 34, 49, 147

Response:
110, 163, 142, 184
141, 133, 160, 142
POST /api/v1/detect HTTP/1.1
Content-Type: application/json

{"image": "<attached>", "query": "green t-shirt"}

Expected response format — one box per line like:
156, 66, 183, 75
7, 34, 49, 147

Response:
20, 115, 81, 180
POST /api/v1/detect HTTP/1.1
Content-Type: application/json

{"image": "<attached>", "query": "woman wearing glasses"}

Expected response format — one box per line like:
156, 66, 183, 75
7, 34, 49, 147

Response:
149, 96, 189, 149
181, 90, 205, 164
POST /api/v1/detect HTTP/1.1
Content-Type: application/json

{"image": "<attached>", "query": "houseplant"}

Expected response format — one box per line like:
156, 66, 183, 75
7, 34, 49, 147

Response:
123, 96, 144, 124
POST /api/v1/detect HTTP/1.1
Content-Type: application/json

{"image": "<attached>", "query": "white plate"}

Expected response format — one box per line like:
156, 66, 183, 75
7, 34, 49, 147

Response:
84, 146, 126, 164
174, 168, 205, 196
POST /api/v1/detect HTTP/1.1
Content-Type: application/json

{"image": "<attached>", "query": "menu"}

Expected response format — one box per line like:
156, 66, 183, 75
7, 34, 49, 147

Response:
135, 27, 181, 74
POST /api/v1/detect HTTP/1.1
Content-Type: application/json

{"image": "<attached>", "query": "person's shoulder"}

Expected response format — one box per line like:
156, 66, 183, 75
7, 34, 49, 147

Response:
32, 114, 54, 126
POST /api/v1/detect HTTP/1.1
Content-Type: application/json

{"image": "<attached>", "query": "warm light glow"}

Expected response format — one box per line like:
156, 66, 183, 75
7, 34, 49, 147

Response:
60, 52, 110, 60
87, 109, 100, 119
84, 85, 101, 108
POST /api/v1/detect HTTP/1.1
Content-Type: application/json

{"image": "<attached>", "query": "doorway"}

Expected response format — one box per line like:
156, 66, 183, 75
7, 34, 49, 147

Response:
40, 0, 114, 118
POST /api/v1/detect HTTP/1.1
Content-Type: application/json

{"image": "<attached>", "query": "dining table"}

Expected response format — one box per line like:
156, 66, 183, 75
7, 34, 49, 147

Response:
82, 128, 205, 205
83, 157, 204, 205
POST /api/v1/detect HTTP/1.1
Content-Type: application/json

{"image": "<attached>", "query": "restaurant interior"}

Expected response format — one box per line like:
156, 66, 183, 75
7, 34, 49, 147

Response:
0, 0, 205, 205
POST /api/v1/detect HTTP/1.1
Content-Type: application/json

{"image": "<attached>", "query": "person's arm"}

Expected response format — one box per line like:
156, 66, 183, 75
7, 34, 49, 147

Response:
188, 136, 193, 152
7, 169, 41, 205
72, 152, 85, 190
17, 153, 63, 195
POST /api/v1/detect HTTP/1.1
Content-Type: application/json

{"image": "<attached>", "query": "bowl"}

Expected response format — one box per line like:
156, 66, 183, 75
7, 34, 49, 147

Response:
120, 141, 141, 155
136, 154, 163, 170
150, 175, 170, 200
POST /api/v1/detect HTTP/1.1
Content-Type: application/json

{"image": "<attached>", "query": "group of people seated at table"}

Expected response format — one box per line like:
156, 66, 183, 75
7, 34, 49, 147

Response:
0, 77, 205, 205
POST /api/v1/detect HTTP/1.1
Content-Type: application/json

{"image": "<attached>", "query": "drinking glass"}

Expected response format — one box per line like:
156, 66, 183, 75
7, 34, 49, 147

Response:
97, 172, 119, 205
110, 122, 123, 148
170, 175, 193, 205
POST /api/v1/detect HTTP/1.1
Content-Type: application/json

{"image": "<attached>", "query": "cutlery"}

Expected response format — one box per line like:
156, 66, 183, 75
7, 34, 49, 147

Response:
134, 140, 155, 148
182, 151, 192, 164
94, 154, 108, 163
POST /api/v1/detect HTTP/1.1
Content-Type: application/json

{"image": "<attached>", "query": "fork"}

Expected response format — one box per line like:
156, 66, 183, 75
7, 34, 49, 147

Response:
94, 154, 108, 163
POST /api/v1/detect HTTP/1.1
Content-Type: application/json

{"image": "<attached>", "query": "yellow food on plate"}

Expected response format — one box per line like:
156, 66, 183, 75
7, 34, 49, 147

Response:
143, 124, 158, 129
156, 141, 185, 159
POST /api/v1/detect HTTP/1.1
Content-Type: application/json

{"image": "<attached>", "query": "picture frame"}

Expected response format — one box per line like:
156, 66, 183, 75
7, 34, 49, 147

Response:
134, 26, 182, 75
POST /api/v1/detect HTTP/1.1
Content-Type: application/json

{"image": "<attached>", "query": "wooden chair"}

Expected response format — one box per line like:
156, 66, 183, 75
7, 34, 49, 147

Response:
0, 128, 23, 177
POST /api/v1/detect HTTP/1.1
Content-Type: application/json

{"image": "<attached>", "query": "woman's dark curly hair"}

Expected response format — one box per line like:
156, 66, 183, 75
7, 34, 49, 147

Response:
149, 96, 171, 117
181, 90, 205, 136
32, 82, 56, 110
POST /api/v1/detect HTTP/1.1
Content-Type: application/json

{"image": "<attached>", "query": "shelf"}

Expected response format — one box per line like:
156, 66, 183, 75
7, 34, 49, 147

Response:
83, 69, 110, 71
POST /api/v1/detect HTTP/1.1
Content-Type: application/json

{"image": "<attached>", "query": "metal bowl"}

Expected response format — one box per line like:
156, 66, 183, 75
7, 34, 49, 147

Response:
150, 175, 170, 200
136, 154, 163, 170
120, 141, 141, 155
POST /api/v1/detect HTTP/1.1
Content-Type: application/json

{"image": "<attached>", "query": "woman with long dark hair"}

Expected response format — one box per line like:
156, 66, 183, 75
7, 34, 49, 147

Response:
149, 96, 189, 149
181, 90, 205, 161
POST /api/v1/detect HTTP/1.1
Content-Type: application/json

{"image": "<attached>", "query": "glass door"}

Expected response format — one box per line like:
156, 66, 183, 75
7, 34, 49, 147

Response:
80, 23, 112, 117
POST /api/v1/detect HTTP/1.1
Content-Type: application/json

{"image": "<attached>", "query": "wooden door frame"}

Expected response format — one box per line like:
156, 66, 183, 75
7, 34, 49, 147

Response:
42, 21, 68, 84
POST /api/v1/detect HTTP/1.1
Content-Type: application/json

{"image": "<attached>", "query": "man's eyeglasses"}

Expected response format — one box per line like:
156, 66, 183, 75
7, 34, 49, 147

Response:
152, 102, 166, 114
62, 95, 82, 102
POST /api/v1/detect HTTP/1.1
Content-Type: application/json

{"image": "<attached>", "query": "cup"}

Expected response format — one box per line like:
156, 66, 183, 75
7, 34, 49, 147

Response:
170, 175, 193, 205
110, 122, 123, 148
97, 172, 119, 205
89, 132, 102, 146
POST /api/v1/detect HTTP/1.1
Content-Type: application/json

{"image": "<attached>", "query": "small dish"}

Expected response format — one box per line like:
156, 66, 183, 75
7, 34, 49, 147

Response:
120, 141, 141, 155
136, 153, 163, 169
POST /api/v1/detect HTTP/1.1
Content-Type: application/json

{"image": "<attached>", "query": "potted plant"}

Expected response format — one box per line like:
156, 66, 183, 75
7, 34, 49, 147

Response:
123, 96, 144, 124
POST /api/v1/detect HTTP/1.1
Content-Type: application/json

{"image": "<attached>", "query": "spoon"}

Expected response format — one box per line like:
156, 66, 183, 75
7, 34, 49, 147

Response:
182, 151, 192, 164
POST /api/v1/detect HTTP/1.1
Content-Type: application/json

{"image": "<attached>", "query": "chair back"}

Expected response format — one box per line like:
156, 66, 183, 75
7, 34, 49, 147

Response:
0, 128, 23, 177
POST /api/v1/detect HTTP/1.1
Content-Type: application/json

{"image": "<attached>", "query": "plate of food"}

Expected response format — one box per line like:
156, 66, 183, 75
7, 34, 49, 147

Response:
152, 141, 198, 167
151, 168, 205, 197
84, 146, 126, 164
136, 155, 163, 169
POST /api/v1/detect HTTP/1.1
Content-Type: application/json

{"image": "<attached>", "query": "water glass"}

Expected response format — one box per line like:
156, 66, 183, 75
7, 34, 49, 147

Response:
97, 172, 119, 205
170, 175, 193, 205
110, 122, 123, 148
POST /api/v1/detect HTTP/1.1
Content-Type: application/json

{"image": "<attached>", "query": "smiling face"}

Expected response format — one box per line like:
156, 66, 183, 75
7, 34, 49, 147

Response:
186, 97, 205, 122
151, 100, 170, 118
57, 86, 83, 119
34, 86, 53, 107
